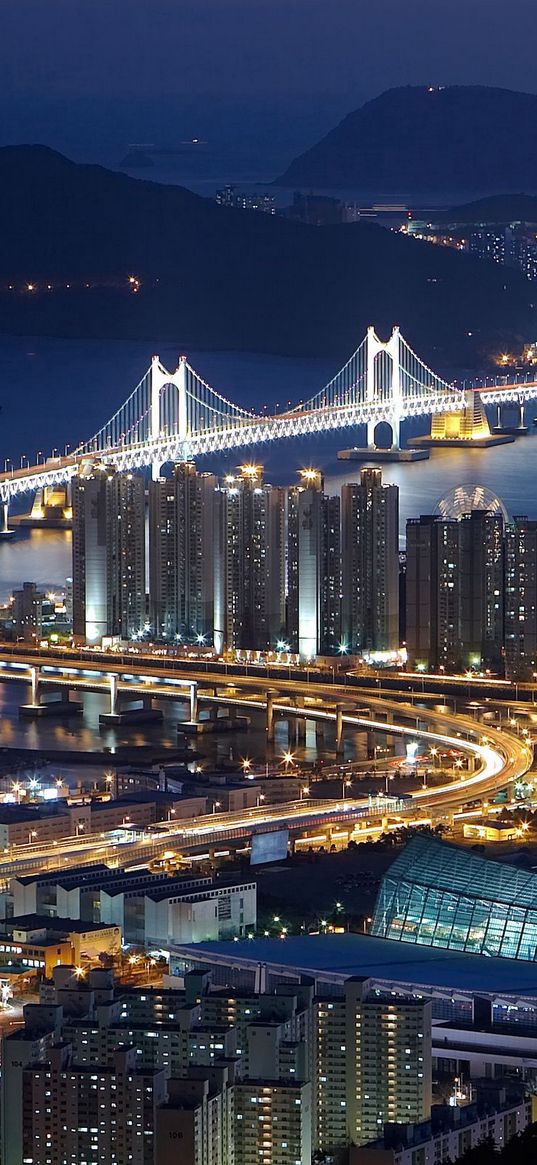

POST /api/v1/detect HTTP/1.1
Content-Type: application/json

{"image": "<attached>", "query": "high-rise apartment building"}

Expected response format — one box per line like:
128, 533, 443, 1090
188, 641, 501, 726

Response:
72, 462, 145, 644
314, 978, 432, 1153
286, 470, 341, 659
406, 509, 504, 672
149, 462, 217, 643
505, 516, 537, 679
3, 966, 432, 1165
22, 1043, 166, 1165
11, 581, 44, 644
214, 465, 284, 653
341, 468, 399, 654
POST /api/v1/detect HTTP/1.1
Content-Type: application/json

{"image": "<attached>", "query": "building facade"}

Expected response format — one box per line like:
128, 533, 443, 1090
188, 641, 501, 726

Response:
504, 516, 537, 679
72, 462, 145, 644
149, 462, 217, 643
406, 509, 504, 672
214, 465, 284, 653
286, 470, 341, 659
341, 469, 399, 654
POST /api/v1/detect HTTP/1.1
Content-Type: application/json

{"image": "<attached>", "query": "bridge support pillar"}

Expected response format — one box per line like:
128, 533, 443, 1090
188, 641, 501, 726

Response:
109, 674, 118, 717
189, 682, 198, 724
335, 704, 345, 756
294, 696, 306, 744
30, 666, 39, 707
266, 690, 278, 743
0, 501, 13, 538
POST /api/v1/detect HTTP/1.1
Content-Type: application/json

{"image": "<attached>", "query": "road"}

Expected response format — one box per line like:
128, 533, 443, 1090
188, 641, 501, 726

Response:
0, 648, 530, 881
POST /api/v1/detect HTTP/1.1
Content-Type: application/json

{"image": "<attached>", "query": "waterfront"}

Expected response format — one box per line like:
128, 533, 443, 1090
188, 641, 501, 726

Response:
2, 334, 537, 605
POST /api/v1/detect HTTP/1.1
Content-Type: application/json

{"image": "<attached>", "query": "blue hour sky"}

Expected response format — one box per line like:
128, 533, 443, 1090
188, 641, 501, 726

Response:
0, 0, 535, 168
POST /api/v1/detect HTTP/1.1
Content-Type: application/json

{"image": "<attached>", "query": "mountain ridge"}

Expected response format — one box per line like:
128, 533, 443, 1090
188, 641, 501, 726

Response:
0, 144, 533, 366
276, 85, 537, 193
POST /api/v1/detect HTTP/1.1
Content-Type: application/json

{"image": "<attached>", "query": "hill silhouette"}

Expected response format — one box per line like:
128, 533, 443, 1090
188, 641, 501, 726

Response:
276, 86, 537, 194
0, 145, 533, 366
438, 193, 537, 224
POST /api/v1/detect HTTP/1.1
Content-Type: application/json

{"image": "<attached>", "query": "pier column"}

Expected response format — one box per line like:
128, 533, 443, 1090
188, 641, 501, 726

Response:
0, 501, 10, 536
266, 689, 278, 743
189, 682, 198, 724
335, 704, 344, 756
496, 403, 502, 429
30, 666, 39, 707
294, 696, 306, 744
109, 674, 118, 716
520, 402, 526, 429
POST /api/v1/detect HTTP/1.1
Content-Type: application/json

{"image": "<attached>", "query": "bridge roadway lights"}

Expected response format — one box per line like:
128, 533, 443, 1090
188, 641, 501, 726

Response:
19, 666, 83, 719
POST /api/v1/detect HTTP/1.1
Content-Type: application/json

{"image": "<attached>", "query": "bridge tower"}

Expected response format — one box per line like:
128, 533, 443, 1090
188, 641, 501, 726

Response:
150, 355, 188, 479
365, 326, 402, 450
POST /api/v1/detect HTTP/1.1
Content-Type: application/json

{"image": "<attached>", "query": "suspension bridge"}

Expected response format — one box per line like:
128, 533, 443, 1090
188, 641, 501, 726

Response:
1, 326, 536, 514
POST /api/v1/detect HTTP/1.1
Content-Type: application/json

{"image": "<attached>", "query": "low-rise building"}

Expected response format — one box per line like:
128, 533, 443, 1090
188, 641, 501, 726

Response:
13, 865, 256, 945
349, 1090, 533, 1165
0, 915, 121, 977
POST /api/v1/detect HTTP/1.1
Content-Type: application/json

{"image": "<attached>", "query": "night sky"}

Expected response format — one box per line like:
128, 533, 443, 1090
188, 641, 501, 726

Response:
1, 0, 536, 168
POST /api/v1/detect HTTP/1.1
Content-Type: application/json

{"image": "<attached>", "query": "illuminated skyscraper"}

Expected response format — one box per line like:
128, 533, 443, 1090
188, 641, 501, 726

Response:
505, 516, 537, 679
286, 469, 341, 659
72, 462, 145, 644
406, 508, 504, 672
341, 468, 399, 654
214, 465, 284, 653
149, 462, 217, 643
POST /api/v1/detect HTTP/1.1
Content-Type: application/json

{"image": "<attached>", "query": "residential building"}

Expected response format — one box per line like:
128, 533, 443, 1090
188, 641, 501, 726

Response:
286, 469, 341, 658
341, 469, 399, 654
406, 509, 504, 672
504, 516, 537, 679
315, 979, 431, 1152
11, 581, 45, 644
214, 465, 284, 652
22, 1043, 167, 1165
72, 461, 145, 644
149, 462, 217, 643
349, 1092, 532, 1165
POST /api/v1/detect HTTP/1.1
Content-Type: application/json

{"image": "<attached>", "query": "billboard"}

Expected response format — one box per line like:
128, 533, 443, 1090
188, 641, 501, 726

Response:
250, 829, 289, 866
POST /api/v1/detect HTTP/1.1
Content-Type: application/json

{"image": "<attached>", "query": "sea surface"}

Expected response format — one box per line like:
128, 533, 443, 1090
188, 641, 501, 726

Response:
1, 333, 537, 602
0, 333, 535, 756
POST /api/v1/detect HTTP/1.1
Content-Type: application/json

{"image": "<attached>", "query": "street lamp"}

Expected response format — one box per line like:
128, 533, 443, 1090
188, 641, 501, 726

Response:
212, 801, 222, 814
281, 751, 295, 771
28, 830, 37, 845
342, 776, 352, 800
299, 785, 310, 801
241, 758, 252, 774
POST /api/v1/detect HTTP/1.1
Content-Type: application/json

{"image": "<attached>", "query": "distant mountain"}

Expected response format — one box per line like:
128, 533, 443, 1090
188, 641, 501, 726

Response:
0, 145, 534, 366
276, 86, 537, 194
437, 193, 537, 224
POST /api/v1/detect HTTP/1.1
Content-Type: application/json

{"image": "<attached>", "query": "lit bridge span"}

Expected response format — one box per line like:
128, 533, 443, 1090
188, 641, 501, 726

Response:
1, 325, 537, 506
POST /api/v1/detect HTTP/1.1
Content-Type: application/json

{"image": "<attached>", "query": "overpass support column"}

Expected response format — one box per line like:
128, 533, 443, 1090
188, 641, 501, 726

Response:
189, 682, 198, 724
335, 704, 344, 756
294, 696, 306, 744
109, 674, 118, 716
0, 501, 10, 536
266, 690, 277, 743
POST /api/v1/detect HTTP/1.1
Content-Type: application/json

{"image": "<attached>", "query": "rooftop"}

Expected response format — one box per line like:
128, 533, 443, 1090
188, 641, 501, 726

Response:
173, 931, 537, 998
